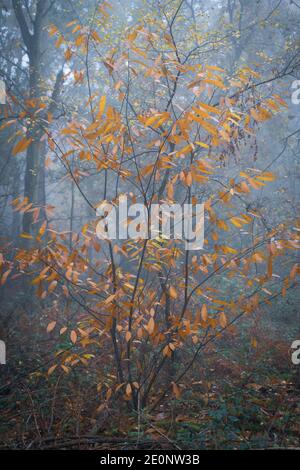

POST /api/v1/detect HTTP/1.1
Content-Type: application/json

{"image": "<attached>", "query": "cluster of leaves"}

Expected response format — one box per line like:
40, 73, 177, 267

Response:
0, 3, 299, 417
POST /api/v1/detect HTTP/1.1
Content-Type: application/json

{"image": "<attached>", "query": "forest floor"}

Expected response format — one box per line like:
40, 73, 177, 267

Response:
1, 302, 299, 450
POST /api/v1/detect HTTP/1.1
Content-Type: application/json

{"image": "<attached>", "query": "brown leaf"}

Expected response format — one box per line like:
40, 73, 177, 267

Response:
219, 312, 227, 328
171, 382, 181, 399
1, 269, 11, 285
125, 331, 132, 342
201, 304, 208, 322
47, 321, 56, 333
169, 286, 178, 299
48, 280, 57, 293
47, 365, 57, 375
147, 317, 155, 335
70, 330, 77, 344
125, 383, 132, 396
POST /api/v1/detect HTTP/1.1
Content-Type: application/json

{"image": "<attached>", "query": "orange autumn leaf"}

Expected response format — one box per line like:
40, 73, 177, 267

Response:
46, 321, 56, 333
97, 95, 106, 118
70, 330, 77, 344
47, 365, 57, 375
169, 286, 178, 299
125, 331, 132, 342
1, 269, 11, 285
201, 304, 208, 322
171, 382, 181, 399
48, 280, 58, 293
12, 138, 33, 156
219, 312, 227, 328
147, 317, 155, 334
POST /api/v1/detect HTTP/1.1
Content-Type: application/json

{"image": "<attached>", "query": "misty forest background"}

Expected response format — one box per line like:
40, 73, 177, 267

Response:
0, 0, 300, 450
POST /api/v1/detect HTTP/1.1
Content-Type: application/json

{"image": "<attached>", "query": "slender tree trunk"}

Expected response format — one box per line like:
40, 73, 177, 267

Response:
12, 0, 46, 236
23, 31, 43, 235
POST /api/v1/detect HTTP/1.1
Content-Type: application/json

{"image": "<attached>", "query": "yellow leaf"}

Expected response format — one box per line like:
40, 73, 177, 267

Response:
75, 34, 85, 47
206, 65, 225, 72
190, 115, 218, 136
48, 25, 58, 36
104, 293, 116, 304
230, 217, 244, 228
290, 263, 298, 280
250, 106, 272, 122
203, 78, 226, 89
239, 181, 250, 193
65, 48, 72, 61
248, 178, 264, 190
256, 172, 276, 182
195, 141, 209, 149
72, 24, 81, 34
38, 221, 47, 238
144, 114, 161, 127
198, 101, 221, 115
91, 30, 102, 43
217, 220, 229, 231
222, 245, 238, 254
97, 95, 106, 118
185, 171, 193, 187
177, 144, 192, 156
61, 128, 78, 136
163, 345, 172, 357
55, 35, 63, 48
